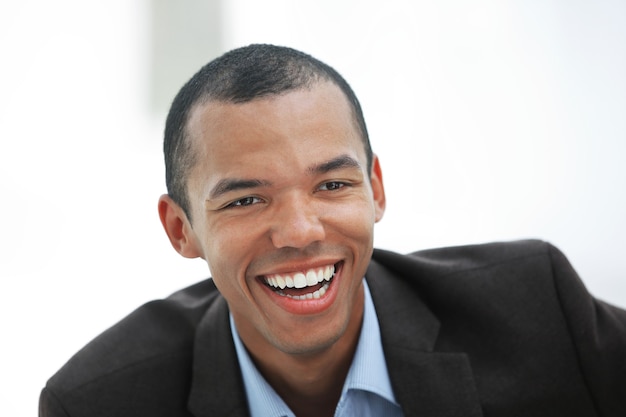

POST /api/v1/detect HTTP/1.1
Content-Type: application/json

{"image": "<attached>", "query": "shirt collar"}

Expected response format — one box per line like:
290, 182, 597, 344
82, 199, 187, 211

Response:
341, 279, 398, 404
229, 279, 398, 417
230, 315, 291, 417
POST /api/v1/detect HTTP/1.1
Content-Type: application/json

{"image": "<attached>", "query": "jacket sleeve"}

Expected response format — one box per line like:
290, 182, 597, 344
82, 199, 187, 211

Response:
39, 387, 71, 417
548, 243, 626, 416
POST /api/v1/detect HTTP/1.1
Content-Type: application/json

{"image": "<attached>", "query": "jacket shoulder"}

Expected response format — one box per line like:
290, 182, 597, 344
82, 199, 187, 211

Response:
372, 239, 554, 277
370, 240, 626, 415
43, 279, 222, 416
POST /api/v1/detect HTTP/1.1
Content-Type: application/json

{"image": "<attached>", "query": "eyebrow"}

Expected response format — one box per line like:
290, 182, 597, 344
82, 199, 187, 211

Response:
208, 179, 271, 200
207, 155, 362, 200
308, 154, 362, 175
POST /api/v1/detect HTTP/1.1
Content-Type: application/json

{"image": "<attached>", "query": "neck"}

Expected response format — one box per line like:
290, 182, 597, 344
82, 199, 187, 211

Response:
263, 349, 355, 417
237, 285, 365, 417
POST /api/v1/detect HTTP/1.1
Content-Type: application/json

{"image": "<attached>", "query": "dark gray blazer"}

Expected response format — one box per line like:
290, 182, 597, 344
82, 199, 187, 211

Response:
40, 240, 626, 416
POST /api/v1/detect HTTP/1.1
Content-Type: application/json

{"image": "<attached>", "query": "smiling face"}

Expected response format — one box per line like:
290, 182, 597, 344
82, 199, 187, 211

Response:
160, 81, 385, 358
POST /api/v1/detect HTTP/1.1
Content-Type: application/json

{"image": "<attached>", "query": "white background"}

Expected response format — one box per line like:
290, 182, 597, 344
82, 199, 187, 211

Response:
1, 1, 625, 415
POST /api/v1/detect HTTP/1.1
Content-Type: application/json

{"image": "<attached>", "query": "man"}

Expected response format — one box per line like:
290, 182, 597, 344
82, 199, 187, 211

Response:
40, 44, 626, 417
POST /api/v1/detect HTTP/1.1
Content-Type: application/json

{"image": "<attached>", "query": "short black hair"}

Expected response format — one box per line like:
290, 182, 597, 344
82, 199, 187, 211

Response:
163, 44, 372, 222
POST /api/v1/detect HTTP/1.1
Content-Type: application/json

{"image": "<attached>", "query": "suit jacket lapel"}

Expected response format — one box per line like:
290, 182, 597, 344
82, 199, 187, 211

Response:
188, 295, 250, 417
367, 255, 483, 417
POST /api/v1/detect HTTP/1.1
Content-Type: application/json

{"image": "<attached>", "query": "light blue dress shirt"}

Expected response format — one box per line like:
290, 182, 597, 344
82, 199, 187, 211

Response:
229, 279, 404, 417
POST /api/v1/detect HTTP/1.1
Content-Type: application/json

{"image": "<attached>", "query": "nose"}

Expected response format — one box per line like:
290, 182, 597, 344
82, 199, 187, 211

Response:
269, 195, 326, 249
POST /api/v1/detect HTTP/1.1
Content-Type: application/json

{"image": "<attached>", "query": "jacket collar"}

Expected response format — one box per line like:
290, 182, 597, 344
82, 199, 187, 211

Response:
188, 295, 250, 417
367, 249, 483, 417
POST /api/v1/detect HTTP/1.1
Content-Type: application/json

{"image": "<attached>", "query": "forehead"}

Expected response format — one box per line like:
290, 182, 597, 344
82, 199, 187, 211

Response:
185, 82, 366, 178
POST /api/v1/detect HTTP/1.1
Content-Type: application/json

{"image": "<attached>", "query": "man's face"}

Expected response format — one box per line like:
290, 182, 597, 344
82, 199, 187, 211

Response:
183, 82, 385, 356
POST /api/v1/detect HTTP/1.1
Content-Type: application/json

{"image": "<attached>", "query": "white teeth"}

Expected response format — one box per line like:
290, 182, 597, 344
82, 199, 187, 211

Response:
264, 264, 336, 292
324, 265, 333, 280
276, 283, 330, 300
276, 274, 286, 289
293, 273, 307, 289
306, 270, 318, 286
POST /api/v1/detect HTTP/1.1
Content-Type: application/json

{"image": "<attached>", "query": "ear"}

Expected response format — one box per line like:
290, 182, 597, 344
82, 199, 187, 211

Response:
370, 154, 386, 223
158, 194, 203, 259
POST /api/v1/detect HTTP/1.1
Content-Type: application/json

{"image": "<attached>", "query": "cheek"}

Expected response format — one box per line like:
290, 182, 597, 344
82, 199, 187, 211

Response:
205, 245, 254, 313
202, 221, 264, 290
204, 215, 250, 258
322, 200, 376, 250
332, 196, 377, 230
205, 235, 243, 279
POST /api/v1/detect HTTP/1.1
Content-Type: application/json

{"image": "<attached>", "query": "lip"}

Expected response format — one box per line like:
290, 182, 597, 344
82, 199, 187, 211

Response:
257, 261, 343, 315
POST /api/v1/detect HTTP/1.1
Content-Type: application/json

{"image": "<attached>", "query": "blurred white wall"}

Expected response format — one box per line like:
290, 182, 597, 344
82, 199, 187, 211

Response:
1, 1, 624, 415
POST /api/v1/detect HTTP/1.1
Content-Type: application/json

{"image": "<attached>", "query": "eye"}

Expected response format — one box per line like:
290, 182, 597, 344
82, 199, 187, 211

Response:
225, 196, 263, 208
319, 181, 347, 191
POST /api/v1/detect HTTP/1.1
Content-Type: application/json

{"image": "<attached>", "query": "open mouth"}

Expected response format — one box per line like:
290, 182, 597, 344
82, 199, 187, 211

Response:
262, 262, 340, 300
